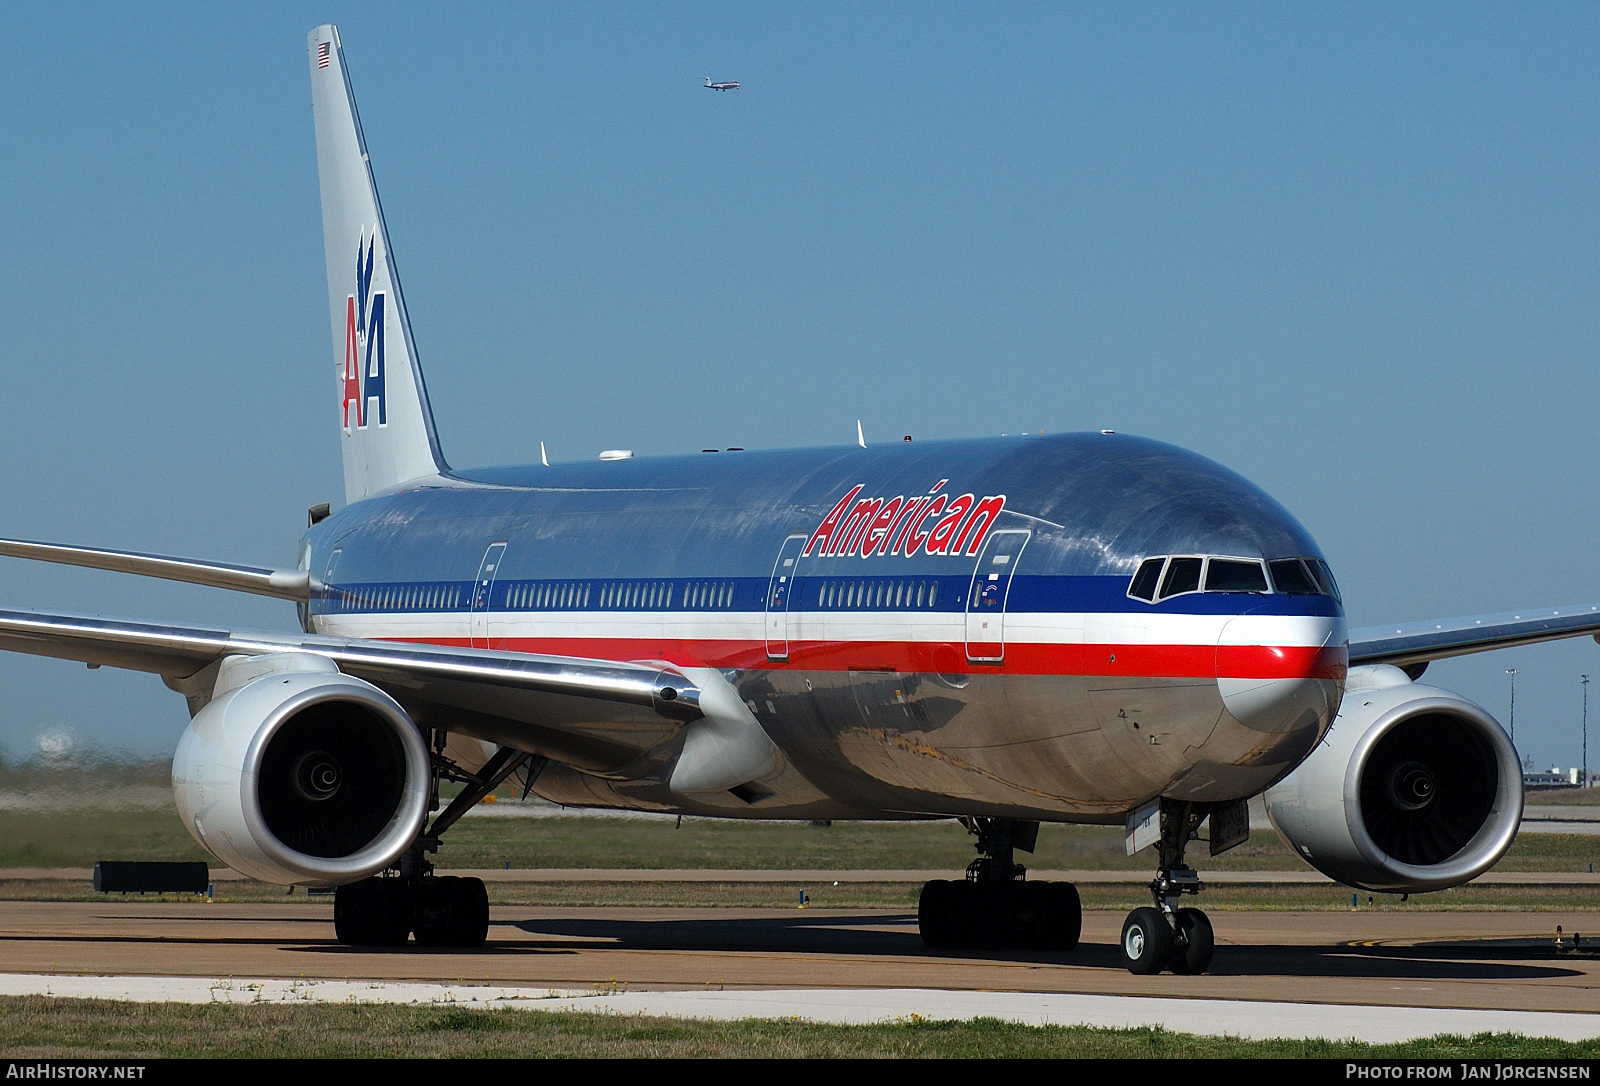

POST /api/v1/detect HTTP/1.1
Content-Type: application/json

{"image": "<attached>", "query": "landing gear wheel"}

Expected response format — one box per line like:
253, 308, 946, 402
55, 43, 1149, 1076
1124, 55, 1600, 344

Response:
1040, 881, 1082, 951
918, 879, 971, 948
1171, 907, 1214, 975
334, 878, 411, 947
971, 881, 1010, 949
1011, 881, 1082, 949
920, 878, 1082, 950
1009, 881, 1049, 947
452, 876, 490, 946
414, 876, 489, 947
1120, 906, 1173, 975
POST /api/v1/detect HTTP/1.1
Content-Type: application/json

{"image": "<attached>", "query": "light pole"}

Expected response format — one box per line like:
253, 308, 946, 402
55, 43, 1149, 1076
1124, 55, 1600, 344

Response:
1506, 668, 1517, 747
1583, 674, 1589, 790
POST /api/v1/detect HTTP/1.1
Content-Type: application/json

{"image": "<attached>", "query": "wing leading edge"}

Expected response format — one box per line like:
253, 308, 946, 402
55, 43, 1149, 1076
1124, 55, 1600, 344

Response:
0, 606, 701, 769
0, 537, 310, 602
1349, 603, 1600, 672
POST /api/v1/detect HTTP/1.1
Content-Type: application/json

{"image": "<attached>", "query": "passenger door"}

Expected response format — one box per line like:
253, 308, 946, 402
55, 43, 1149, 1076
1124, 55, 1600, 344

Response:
470, 541, 507, 649
765, 534, 807, 661
965, 529, 1029, 664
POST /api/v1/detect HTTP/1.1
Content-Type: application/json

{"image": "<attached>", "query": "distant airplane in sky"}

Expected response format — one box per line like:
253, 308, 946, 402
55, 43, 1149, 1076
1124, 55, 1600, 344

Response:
705, 77, 740, 91
0, 25, 1595, 976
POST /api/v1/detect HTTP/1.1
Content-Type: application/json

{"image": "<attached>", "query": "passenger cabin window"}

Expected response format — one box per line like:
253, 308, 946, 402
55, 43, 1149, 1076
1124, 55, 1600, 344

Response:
1129, 554, 1337, 603
816, 578, 940, 609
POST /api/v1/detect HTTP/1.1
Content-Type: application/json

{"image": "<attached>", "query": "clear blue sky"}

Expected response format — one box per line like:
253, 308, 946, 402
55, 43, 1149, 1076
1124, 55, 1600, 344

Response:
1, 3, 1596, 776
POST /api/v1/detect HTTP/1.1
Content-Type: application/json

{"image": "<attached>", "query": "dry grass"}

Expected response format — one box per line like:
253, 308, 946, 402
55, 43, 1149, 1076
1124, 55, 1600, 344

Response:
1, 996, 1595, 1059
0, 760, 1594, 910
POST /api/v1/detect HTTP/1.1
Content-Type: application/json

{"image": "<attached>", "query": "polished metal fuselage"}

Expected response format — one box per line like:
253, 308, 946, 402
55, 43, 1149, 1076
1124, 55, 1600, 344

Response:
305, 432, 1347, 823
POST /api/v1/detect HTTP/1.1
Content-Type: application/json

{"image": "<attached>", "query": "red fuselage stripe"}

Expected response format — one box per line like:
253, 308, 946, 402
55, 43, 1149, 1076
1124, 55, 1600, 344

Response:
389, 635, 1348, 679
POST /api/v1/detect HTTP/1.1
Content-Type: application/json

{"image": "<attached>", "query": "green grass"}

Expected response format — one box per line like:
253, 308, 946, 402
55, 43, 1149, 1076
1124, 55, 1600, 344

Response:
0, 761, 1596, 885
0, 760, 1595, 918
4, 805, 1596, 888
0, 998, 1594, 1059
8, 876, 1600, 913
1, 763, 1595, 1058
1532, 785, 1600, 806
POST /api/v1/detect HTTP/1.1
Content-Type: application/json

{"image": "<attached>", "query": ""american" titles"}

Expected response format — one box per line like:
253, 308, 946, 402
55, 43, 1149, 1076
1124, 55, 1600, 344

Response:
803, 480, 1007, 559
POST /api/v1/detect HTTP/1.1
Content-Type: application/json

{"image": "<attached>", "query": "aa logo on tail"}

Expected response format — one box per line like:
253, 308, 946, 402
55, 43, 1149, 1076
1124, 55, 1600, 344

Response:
342, 233, 387, 432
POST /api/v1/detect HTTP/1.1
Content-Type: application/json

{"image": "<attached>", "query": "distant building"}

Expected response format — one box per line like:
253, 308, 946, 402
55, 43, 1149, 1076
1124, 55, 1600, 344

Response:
1524, 767, 1594, 790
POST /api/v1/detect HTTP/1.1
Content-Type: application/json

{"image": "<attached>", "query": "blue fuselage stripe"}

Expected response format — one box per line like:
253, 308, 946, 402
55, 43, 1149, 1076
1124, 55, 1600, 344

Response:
310, 573, 1340, 618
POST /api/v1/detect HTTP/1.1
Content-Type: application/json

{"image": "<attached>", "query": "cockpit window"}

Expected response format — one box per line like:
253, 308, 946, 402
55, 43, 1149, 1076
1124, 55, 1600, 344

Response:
1269, 558, 1318, 596
1130, 553, 1337, 603
1129, 558, 1164, 602
1267, 557, 1341, 601
1205, 558, 1269, 593
1159, 557, 1203, 598
1308, 558, 1341, 600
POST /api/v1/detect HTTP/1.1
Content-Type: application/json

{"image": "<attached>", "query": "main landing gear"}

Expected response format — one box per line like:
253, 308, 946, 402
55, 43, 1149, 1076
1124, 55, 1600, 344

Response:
334, 742, 536, 949
917, 817, 1081, 950
1119, 801, 1215, 976
335, 869, 490, 947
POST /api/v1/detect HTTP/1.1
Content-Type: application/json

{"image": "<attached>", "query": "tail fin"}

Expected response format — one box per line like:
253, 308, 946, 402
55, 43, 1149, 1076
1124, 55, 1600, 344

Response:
309, 25, 448, 503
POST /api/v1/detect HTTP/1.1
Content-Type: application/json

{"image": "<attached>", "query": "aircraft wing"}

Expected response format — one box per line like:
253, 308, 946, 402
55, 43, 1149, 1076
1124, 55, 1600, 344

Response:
0, 537, 688, 718
0, 537, 310, 601
0, 606, 701, 740
1349, 603, 1600, 671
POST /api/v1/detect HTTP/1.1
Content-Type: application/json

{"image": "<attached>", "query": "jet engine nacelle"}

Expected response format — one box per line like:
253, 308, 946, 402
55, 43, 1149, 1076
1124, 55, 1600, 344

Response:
1262, 664, 1522, 893
172, 654, 431, 886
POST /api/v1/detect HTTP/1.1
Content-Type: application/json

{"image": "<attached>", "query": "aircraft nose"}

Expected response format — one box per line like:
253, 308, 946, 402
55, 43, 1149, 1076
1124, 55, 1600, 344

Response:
1216, 612, 1347, 738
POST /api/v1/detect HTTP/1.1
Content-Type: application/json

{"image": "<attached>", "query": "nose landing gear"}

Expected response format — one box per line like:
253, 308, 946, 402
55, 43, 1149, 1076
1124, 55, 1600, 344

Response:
1119, 801, 1217, 975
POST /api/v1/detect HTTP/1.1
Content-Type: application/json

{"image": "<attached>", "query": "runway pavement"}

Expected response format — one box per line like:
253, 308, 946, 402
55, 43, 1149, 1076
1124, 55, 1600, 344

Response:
0, 896, 1597, 1042
3, 796, 1595, 1043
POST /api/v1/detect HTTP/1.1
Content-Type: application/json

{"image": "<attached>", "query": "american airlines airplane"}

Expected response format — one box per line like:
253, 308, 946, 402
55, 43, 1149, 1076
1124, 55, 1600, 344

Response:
705, 77, 741, 91
1, 25, 1596, 976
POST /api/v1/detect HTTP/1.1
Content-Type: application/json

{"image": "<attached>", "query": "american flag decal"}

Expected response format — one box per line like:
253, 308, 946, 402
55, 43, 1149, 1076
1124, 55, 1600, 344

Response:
317, 42, 331, 69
